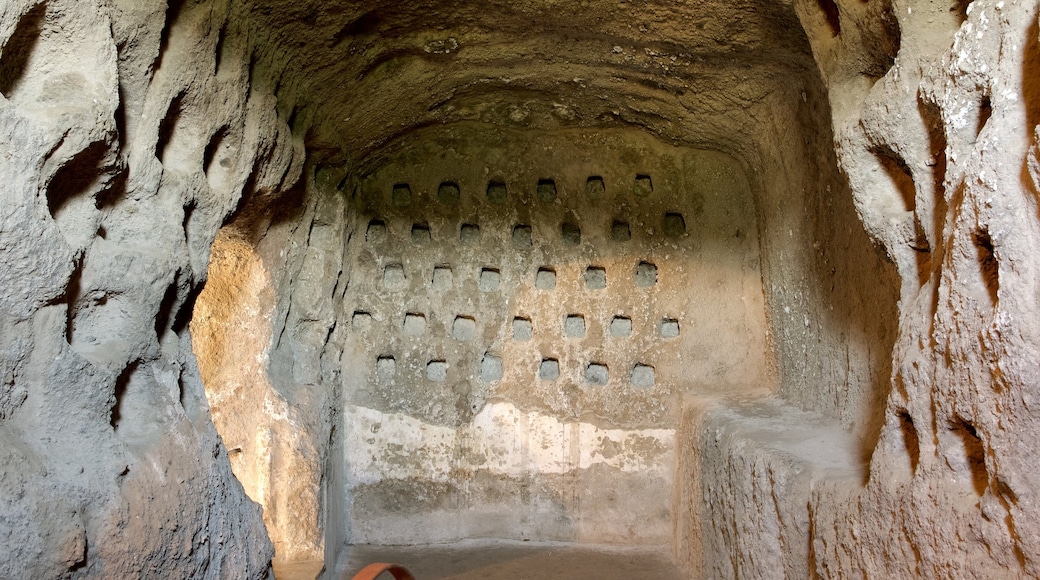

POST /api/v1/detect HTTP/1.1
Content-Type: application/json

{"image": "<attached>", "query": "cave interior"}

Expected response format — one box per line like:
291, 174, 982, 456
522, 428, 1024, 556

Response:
2, 0, 1038, 578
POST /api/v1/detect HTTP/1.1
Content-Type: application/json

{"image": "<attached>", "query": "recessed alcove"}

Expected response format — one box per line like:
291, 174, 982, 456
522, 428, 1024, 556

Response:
334, 125, 774, 554
177, 30, 904, 579
188, 103, 899, 577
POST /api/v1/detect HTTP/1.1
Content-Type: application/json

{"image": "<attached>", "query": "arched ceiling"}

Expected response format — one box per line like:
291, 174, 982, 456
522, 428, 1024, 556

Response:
237, 0, 819, 166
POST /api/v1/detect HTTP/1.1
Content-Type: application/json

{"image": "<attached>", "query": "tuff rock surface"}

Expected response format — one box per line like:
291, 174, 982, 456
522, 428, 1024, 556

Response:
1, 0, 1038, 578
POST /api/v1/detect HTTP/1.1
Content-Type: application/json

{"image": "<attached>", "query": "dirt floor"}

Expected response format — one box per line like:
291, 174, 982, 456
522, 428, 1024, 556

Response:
323, 540, 684, 579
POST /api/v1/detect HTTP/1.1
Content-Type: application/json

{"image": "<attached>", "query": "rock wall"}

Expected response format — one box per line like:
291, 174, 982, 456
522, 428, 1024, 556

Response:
0, 0, 303, 576
193, 165, 347, 564
809, 0, 1040, 577
2, 0, 1038, 578
331, 125, 768, 546
691, 0, 1040, 578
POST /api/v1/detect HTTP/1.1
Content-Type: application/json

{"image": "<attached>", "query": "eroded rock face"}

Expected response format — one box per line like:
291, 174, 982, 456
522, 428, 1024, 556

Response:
803, 0, 1040, 577
0, 0, 301, 576
2, 0, 1038, 578
688, 1, 1040, 578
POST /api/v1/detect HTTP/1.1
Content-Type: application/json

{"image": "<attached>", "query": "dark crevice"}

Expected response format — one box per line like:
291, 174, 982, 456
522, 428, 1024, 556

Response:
330, 269, 344, 300
336, 173, 350, 192
247, 49, 260, 88
873, 146, 917, 213
333, 9, 392, 46
1008, 514, 1028, 568
153, 0, 189, 74
203, 126, 230, 183
973, 228, 999, 306
114, 83, 128, 150
994, 476, 1027, 566
95, 167, 129, 210
863, 1, 900, 79
231, 160, 261, 221
817, 0, 841, 37
323, 321, 337, 348
0, 2, 46, 98
951, 0, 973, 26
155, 275, 180, 341
177, 368, 187, 410
918, 96, 949, 242
275, 303, 293, 350
629, 74, 687, 97
897, 410, 920, 474
64, 258, 84, 345
182, 198, 197, 256
996, 477, 1018, 505
214, 23, 227, 74
950, 417, 988, 495
172, 282, 203, 336
976, 93, 992, 139
45, 140, 111, 221
156, 93, 186, 164
918, 96, 950, 307
287, 104, 302, 132
110, 361, 140, 431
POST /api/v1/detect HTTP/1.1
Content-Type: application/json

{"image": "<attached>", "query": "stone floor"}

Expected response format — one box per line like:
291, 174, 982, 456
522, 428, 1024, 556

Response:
273, 560, 325, 580
325, 540, 685, 579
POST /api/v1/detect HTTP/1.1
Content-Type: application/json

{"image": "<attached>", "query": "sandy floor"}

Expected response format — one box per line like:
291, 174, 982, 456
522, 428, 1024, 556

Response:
273, 560, 325, 580
329, 540, 685, 579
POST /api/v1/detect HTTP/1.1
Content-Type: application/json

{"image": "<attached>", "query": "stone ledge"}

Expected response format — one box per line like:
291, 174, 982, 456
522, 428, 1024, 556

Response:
694, 398, 864, 579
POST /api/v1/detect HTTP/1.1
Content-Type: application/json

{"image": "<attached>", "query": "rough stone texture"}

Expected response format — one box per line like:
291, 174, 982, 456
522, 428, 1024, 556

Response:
698, 400, 863, 579
0, 0, 301, 576
333, 125, 767, 546
685, 1, 1040, 579
3, 0, 1038, 578
800, 0, 1040, 578
191, 201, 337, 564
